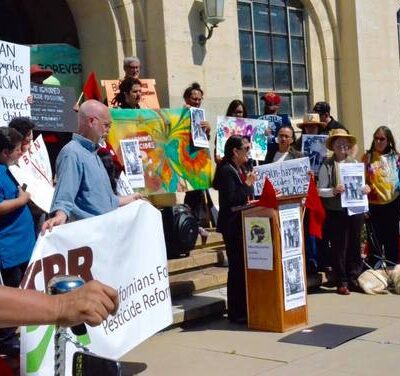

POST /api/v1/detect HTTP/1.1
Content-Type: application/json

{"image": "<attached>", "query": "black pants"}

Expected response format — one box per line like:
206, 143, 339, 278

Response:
222, 231, 247, 321
327, 210, 363, 286
369, 197, 400, 264
0, 262, 28, 353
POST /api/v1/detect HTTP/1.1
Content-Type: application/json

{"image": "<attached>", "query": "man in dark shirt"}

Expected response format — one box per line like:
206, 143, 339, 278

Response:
313, 101, 347, 135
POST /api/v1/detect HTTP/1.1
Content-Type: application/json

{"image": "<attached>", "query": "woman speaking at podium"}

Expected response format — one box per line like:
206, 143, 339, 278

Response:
213, 135, 256, 323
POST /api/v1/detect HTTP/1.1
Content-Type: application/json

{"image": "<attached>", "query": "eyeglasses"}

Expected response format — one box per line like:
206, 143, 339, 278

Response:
374, 137, 387, 142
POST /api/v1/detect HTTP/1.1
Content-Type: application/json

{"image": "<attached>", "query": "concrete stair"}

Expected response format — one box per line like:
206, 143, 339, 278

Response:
168, 229, 335, 325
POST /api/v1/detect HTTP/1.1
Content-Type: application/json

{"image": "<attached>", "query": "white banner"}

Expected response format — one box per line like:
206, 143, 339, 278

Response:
20, 200, 173, 375
0, 40, 31, 126
9, 134, 53, 213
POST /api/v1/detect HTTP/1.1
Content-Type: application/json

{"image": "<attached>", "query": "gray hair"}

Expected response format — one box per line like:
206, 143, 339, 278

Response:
123, 56, 140, 69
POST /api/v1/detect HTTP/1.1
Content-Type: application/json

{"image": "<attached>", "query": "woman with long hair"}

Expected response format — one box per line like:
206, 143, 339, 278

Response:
362, 126, 400, 264
111, 77, 142, 109
213, 135, 256, 323
226, 99, 248, 118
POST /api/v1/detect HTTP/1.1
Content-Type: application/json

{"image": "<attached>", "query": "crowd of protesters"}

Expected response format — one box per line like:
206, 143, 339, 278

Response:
1, 53, 400, 372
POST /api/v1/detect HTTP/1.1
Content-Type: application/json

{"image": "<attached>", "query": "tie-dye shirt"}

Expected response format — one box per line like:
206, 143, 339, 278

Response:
363, 151, 400, 204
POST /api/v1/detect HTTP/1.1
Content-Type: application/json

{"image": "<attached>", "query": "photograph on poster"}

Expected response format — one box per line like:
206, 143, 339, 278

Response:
120, 139, 145, 189
301, 135, 328, 174
282, 255, 306, 311
278, 203, 302, 258
190, 108, 209, 148
282, 219, 301, 250
244, 217, 273, 270
339, 162, 368, 208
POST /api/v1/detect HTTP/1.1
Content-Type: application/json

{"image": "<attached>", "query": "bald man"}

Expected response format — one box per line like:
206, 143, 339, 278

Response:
42, 100, 141, 232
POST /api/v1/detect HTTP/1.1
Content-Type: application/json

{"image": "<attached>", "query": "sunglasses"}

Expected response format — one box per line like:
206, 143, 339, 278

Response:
374, 137, 387, 142
240, 146, 250, 152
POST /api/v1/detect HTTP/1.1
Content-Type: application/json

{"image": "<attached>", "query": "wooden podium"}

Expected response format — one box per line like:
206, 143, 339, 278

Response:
241, 196, 308, 332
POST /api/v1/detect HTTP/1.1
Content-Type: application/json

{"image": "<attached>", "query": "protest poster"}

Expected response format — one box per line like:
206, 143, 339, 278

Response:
279, 204, 302, 259
116, 171, 135, 196
253, 157, 310, 197
21, 200, 173, 376
190, 107, 209, 148
244, 217, 273, 270
256, 114, 291, 145
339, 162, 368, 208
301, 134, 328, 174
30, 43, 82, 96
9, 134, 53, 212
120, 139, 145, 188
216, 116, 269, 160
107, 108, 213, 194
282, 254, 306, 311
30, 83, 77, 132
0, 40, 31, 126
102, 79, 160, 109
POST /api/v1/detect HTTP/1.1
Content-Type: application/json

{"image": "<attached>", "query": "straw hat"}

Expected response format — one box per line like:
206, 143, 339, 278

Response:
297, 113, 326, 129
326, 128, 357, 151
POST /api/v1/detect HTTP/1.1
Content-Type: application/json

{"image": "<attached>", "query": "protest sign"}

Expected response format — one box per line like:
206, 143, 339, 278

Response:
339, 162, 368, 208
120, 138, 145, 188
190, 108, 209, 148
254, 157, 310, 197
301, 134, 328, 174
244, 217, 273, 270
108, 108, 213, 194
21, 200, 173, 376
30, 43, 82, 96
9, 134, 53, 212
0, 40, 30, 126
102, 79, 160, 109
30, 83, 77, 132
216, 116, 269, 160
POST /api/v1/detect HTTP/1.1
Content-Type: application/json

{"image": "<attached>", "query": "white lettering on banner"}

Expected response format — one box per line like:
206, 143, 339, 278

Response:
0, 40, 30, 126
21, 200, 172, 376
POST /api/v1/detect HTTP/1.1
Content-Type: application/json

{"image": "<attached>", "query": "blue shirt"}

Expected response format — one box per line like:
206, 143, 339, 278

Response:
51, 134, 119, 220
0, 164, 36, 268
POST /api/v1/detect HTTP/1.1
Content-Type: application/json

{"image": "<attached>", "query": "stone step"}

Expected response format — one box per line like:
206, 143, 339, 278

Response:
171, 271, 335, 325
169, 266, 228, 298
168, 246, 226, 274
194, 229, 224, 249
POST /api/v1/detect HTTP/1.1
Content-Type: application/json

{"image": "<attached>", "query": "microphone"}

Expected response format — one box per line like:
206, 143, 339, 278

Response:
48, 275, 87, 336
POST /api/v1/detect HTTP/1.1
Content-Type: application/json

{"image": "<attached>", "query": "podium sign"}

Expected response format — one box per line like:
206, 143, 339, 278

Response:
242, 196, 308, 332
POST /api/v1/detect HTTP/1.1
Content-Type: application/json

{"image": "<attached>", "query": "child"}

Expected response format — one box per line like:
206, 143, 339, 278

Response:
0, 127, 36, 356
318, 129, 370, 295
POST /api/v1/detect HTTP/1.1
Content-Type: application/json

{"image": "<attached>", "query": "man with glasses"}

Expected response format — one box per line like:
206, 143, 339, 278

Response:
42, 100, 142, 232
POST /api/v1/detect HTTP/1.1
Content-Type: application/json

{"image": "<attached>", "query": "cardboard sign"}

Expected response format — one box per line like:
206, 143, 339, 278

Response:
30, 83, 77, 132
102, 79, 160, 109
0, 40, 31, 126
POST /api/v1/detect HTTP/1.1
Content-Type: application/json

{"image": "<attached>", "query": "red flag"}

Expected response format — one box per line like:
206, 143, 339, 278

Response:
256, 177, 277, 209
83, 72, 102, 101
305, 175, 326, 239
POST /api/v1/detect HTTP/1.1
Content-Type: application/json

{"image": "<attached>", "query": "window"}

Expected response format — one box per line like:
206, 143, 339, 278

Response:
238, 0, 309, 117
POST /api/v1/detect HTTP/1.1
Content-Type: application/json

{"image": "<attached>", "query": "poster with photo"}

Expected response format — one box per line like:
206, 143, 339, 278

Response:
244, 217, 273, 270
190, 107, 209, 148
301, 134, 328, 174
254, 157, 310, 197
120, 139, 145, 189
116, 171, 134, 196
338, 163, 368, 208
282, 255, 306, 311
279, 204, 302, 258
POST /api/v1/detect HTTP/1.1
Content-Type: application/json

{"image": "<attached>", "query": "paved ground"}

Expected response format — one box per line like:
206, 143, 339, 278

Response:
121, 286, 400, 375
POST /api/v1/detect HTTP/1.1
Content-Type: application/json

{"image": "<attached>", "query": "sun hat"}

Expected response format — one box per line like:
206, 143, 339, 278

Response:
297, 113, 326, 129
326, 128, 356, 150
